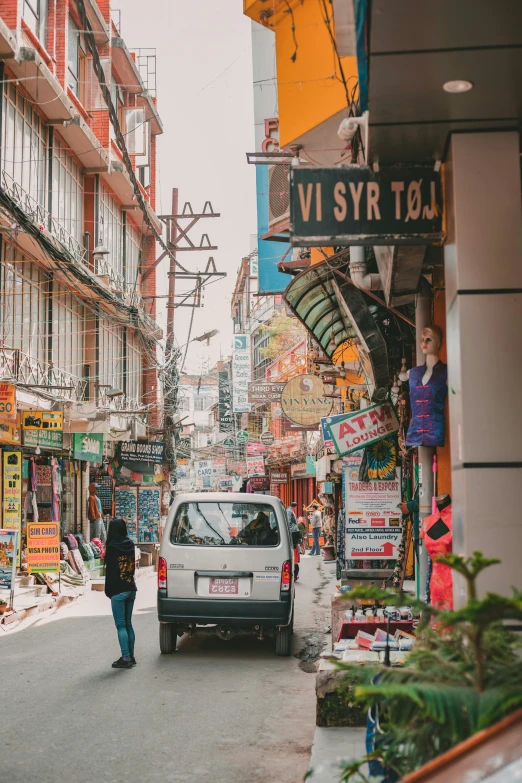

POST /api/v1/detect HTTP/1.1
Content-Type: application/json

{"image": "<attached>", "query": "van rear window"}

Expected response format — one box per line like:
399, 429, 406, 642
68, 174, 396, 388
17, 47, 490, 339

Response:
171, 502, 280, 547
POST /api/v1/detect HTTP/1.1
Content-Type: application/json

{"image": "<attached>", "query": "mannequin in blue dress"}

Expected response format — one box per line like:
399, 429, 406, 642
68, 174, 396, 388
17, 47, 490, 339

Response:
406, 325, 448, 447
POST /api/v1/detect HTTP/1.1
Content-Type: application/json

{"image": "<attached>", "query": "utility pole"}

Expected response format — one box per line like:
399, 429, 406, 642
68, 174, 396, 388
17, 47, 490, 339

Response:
166, 187, 178, 348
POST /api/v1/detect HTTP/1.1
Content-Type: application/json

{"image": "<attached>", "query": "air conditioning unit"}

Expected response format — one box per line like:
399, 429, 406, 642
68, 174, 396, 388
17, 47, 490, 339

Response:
268, 163, 290, 232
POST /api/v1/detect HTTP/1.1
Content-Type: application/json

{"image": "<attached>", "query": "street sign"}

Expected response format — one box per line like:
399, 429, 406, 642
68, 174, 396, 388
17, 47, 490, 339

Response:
222, 437, 235, 448
326, 402, 399, 457
346, 528, 402, 560
290, 165, 443, 246
260, 430, 275, 446
246, 456, 265, 477
236, 430, 249, 445
270, 470, 289, 484
248, 382, 285, 403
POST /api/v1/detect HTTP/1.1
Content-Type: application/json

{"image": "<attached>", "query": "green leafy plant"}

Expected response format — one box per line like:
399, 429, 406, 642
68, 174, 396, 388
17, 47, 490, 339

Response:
258, 311, 306, 360
336, 552, 522, 781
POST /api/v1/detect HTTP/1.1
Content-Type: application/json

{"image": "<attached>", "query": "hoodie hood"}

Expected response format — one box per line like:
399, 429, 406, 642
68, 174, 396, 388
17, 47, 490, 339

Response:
107, 536, 135, 555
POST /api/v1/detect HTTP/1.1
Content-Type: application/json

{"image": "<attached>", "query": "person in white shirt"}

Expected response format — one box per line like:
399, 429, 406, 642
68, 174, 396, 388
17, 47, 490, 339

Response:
309, 503, 322, 556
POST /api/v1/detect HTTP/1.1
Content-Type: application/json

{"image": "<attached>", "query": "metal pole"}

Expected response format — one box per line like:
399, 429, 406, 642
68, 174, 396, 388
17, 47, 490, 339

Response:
166, 188, 178, 345
415, 277, 433, 600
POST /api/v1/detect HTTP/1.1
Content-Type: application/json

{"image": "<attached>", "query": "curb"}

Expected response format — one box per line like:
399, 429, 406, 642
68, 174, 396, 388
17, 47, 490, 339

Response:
0, 590, 85, 627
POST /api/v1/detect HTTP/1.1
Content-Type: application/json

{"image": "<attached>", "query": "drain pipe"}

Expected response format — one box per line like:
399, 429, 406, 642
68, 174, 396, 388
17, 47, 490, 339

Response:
349, 246, 382, 291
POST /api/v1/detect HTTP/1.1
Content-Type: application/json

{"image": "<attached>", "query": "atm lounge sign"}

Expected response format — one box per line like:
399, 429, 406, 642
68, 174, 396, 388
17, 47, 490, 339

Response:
326, 402, 399, 457
290, 165, 443, 246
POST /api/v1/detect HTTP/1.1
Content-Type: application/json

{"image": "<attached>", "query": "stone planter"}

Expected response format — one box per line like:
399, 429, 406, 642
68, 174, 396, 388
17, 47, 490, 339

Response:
322, 544, 336, 561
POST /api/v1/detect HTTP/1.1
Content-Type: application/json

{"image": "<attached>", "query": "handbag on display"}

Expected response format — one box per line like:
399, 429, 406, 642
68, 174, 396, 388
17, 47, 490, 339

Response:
62, 533, 78, 550
74, 533, 84, 547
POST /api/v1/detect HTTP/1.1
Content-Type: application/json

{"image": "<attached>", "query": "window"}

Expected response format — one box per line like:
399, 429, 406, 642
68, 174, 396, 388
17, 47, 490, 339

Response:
0, 244, 47, 367
2, 83, 47, 208
98, 317, 124, 393
99, 183, 123, 278
126, 221, 141, 287
126, 331, 142, 403
67, 16, 80, 96
23, 0, 47, 40
171, 503, 280, 547
52, 285, 85, 379
194, 395, 215, 411
177, 397, 190, 413
52, 134, 84, 242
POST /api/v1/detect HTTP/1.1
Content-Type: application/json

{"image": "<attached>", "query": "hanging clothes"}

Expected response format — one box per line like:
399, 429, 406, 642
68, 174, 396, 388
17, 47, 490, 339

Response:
406, 361, 448, 447
51, 457, 61, 523
421, 505, 453, 610
336, 508, 346, 580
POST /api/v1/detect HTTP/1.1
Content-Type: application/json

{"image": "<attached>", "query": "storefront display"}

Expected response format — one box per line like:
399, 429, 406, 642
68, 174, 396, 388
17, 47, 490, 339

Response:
115, 486, 138, 542
138, 486, 160, 542
406, 325, 448, 447
421, 493, 453, 610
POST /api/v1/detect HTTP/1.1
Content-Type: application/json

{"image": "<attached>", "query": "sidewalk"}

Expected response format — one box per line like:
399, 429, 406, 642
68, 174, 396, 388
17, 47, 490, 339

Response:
308, 727, 367, 782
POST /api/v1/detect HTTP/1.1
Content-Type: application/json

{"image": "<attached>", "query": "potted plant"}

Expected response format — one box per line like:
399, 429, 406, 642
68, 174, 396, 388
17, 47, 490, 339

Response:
0, 598, 8, 615
322, 533, 336, 561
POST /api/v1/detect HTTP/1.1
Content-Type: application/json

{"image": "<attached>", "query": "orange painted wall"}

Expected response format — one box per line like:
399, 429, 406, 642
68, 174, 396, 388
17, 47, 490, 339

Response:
434, 289, 452, 497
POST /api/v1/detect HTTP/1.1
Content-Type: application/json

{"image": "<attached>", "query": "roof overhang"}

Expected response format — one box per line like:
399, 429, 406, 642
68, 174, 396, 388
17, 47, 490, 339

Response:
101, 154, 162, 235
7, 49, 74, 122
0, 15, 16, 58
138, 91, 163, 136
361, 0, 522, 164
111, 37, 144, 94
76, 0, 110, 45
53, 113, 109, 172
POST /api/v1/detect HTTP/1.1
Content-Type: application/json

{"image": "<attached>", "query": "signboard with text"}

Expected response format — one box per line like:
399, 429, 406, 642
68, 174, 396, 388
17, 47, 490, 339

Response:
73, 433, 103, 462
119, 441, 165, 465
248, 382, 285, 403
22, 410, 63, 431
227, 461, 248, 477
270, 470, 289, 485
26, 522, 60, 573
3, 451, 22, 566
344, 454, 401, 528
232, 334, 251, 412
195, 460, 213, 483
327, 402, 399, 457
218, 370, 233, 431
290, 166, 443, 246
346, 528, 402, 560
246, 456, 265, 477
23, 429, 63, 450
0, 383, 17, 422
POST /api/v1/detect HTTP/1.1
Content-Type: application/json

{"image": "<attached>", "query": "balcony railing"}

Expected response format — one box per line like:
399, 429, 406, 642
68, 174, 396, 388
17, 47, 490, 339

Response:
0, 345, 88, 401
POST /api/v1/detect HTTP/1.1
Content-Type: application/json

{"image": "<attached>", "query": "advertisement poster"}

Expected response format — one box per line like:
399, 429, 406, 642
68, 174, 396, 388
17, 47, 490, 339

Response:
26, 522, 60, 573
218, 370, 233, 431
344, 455, 401, 528
195, 460, 213, 485
73, 433, 104, 462
327, 402, 399, 456
0, 529, 17, 590
22, 410, 63, 430
227, 461, 248, 477
246, 456, 265, 477
346, 528, 403, 560
3, 450, 22, 565
232, 334, 251, 413
246, 441, 267, 456
138, 487, 160, 542
115, 486, 138, 542
0, 383, 17, 422
23, 429, 63, 450
211, 459, 227, 476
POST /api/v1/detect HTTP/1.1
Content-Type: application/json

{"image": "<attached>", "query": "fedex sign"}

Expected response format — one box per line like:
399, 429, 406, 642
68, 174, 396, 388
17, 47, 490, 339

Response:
326, 402, 399, 457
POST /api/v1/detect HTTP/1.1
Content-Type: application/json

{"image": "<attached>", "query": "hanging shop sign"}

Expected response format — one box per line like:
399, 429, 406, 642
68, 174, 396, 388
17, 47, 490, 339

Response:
326, 402, 399, 457
291, 461, 311, 478
195, 460, 213, 482
281, 375, 333, 427
0, 383, 17, 422
26, 521, 60, 573
0, 529, 17, 590
248, 382, 286, 404
23, 429, 63, 450
211, 459, 227, 476
236, 430, 249, 445
246, 456, 265, 477
2, 451, 22, 566
73, 433, 104, 462
250, 476, 270, 492
290, 165, 443, 246
119, 441, 165, 466
246, 441, 267, 456
223, 437, 236, 448
22, 410, 63, 431
232, 334, 251, 413
344, 455, 401, 528
0, 414, 21, 445
260, 430, 275, 446
270, 470, 289, 485
227, 460, 248, 477
346, 528, 403, 560
220, 477, 233, 490
218, 370, 233, 431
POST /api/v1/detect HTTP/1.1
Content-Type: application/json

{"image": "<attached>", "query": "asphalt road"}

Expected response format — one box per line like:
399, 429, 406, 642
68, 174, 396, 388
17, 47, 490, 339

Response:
2, 555, 333, 783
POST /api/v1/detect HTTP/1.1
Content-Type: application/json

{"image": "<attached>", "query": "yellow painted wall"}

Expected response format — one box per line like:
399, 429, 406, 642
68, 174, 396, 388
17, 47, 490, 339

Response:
245, 1, 358, 148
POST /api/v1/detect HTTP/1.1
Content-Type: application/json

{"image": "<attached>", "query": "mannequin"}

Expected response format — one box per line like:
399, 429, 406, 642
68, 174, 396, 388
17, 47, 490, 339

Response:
421, 493, 453, 610
406, 325, 448, 447
88, 482, 106, 543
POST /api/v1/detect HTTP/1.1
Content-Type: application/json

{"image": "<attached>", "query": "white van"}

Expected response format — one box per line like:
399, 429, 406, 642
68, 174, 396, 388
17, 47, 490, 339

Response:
157, 492, 296, 656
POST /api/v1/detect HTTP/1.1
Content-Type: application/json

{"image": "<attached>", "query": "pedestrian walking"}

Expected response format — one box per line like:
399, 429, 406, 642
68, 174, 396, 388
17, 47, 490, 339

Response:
286, 501, 302, 581
105, 518, 137, 670
309, 503, 323, 556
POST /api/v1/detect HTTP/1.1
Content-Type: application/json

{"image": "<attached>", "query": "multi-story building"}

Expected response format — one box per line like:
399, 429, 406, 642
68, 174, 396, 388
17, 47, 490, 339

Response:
0, 1, 164, 545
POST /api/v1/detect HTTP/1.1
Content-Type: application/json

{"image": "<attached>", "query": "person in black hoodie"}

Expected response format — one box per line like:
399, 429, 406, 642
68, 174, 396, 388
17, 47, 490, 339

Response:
104, 518, 137, 669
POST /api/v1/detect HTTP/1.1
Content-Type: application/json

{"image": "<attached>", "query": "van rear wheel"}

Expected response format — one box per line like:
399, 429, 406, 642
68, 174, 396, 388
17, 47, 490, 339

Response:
159, 622, 178, 654
275, 623, 292, 656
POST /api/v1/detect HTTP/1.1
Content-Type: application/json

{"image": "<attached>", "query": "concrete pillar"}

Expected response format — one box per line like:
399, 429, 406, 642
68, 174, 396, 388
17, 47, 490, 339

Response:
444, 131, 522, 604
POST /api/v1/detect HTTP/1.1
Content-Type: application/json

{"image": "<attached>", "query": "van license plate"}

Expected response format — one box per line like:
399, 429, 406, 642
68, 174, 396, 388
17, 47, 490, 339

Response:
209, 578, 238, 595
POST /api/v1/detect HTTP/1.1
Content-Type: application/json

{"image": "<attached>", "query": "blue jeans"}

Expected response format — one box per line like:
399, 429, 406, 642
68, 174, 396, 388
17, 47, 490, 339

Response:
111, 591, 136, 659
310, 527, 321, 555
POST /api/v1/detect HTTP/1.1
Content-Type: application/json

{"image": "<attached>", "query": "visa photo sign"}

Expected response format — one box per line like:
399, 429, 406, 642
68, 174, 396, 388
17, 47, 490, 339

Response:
326, 402, 399, 457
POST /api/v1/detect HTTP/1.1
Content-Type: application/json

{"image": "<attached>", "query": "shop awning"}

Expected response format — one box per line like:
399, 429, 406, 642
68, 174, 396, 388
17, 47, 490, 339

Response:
284, 259, 389, 392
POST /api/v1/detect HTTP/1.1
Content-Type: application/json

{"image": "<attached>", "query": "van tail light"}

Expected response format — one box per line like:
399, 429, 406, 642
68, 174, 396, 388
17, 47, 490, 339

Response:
158, 557, 167, 589
281, 560, 292, 592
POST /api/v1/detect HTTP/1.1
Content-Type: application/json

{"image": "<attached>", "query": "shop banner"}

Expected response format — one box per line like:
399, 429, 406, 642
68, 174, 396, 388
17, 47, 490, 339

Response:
0, 414, 21, 445
219, 477, 233, 490
0, 529, 17, 590
218, 370, 233, 431
2, 451, 22, 566
270, 470, 289, 485
119, 441, 165, 466
22, 410, 63, 431
73, 433, 104, 462
281, 374, 333, 427
344, 456, 401, 528
227, 460, 247, 477
248, 382, 285, 403
195, 459, 213, 484
0, 383, 17, 422
327, 402, 399, 456
246, 441, 267, 456
26, 521, 60, 573
346, 528, 403, 560
232, 334, 251, 413
211, 459, 227, 476
23, 429, 63, 450
246, 456, 265, 477
290, 166, 443, 247
249, 476, 270, 492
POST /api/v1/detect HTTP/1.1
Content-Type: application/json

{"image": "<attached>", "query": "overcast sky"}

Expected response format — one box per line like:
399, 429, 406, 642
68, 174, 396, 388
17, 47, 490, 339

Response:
121, 0, 256, 373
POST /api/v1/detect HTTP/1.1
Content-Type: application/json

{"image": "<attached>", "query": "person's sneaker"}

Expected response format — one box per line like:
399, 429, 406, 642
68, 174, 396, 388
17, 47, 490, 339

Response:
112, 657, 133, 669
131, 656, 137, 666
